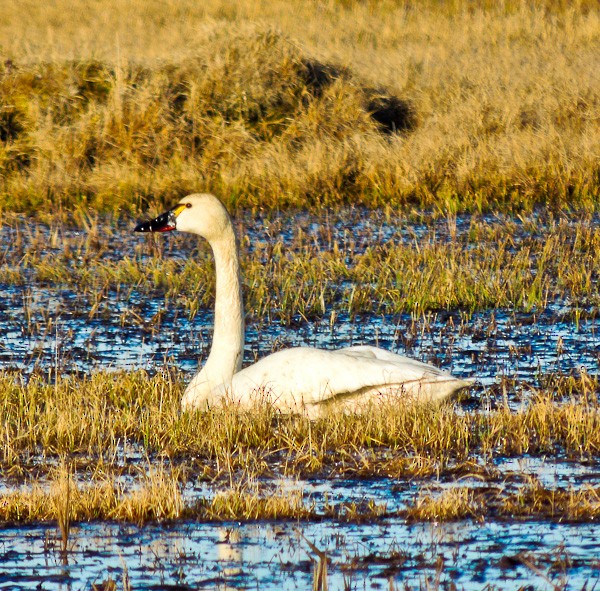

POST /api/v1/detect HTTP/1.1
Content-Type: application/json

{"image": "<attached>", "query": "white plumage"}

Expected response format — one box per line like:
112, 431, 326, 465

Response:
135, 193, 473, 416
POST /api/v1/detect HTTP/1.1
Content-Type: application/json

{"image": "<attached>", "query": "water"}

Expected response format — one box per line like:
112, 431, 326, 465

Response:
2, 210, 600, 589
1, 520, 598, 590
1, 285, 599, 393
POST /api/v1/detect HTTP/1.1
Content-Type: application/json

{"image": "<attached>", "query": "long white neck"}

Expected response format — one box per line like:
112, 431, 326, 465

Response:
207, 225, 245, 378
182, 222, 244, 408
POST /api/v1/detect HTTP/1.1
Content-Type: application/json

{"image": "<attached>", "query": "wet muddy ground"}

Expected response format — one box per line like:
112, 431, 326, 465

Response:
1, 211, 600, 589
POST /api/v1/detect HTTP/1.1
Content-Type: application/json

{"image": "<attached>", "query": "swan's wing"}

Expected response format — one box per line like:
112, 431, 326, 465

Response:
228, 346, 472, 410
338, 345, 451, 375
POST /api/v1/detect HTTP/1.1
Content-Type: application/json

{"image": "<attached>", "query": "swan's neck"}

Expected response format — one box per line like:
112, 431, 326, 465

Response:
182, 217, 245, 410
204, 225, 245, 382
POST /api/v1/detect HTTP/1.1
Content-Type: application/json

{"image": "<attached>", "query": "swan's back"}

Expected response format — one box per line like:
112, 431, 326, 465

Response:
224, 345, 472, 415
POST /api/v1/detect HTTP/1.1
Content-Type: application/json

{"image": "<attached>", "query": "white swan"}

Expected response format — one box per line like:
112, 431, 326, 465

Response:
135, 193, 473, 416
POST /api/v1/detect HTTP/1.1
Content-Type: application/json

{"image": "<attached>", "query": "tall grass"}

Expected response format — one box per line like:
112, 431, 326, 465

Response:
2, 406, 600, 524
1, 371, 598, 478
0, 1, 598, 213
0, 367, 598, 523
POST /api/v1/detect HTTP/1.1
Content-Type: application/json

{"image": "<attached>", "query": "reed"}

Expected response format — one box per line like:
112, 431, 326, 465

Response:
0, 1, 597, 214
54, 461, 72, 555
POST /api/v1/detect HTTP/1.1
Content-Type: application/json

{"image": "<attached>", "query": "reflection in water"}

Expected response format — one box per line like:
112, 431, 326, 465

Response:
0, 520, 598, 590
218, 526, 242, 562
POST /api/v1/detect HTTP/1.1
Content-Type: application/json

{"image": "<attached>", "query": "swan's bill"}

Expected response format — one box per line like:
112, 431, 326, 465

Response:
134, 203, 188, 233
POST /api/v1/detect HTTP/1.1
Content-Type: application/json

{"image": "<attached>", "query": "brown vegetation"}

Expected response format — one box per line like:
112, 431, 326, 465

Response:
1, 371, 599, 473
0, 1, 598, 213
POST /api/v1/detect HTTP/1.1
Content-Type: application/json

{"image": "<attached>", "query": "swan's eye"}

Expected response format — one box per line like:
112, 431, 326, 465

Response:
186, 203, 192, 208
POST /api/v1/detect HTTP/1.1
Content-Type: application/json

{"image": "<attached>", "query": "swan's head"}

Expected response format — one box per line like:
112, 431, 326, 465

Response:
134, 193, 232, 241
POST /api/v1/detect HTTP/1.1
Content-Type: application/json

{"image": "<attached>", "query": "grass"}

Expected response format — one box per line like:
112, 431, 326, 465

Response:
0, 370, 598, 524
0, 463, 183, 524
2, 211, 600, 322
405, 487, 483, 522
55, 461, 71, 554
0, 1, 598, 214
2, 450, 600, 524
407, 479, 600, 522
197, 484, 312, 521
1, 371, 599, 472
501, 477, 600, 521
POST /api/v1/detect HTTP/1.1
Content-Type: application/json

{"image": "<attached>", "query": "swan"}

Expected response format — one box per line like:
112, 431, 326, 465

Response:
135, 193, 473, 416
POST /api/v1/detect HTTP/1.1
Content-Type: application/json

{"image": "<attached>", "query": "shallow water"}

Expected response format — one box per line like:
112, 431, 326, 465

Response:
1, 520, 599, 590
1, 210, 599, 387
1, 286, 599, 394
2, 211, 600, 589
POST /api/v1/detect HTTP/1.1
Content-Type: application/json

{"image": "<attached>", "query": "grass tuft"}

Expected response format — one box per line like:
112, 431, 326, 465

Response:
406, 487, 483, 522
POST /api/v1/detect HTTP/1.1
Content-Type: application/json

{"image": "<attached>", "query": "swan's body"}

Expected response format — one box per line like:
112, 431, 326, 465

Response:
135, 194, 473, 416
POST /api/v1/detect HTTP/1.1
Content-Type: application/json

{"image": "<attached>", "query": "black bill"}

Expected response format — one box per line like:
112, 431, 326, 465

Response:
134, 209, 177, 233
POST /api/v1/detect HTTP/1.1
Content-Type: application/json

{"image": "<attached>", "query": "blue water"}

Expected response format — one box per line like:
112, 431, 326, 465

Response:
1, 520, 598, 590
2, 211, 600, 590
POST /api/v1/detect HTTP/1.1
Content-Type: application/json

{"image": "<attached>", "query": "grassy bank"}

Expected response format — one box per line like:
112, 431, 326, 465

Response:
1, 1, 598, 213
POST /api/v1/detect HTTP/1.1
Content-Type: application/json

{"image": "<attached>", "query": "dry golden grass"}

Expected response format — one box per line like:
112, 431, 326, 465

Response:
1, 365, 598, 524
501, 478, 600, 521
3, 458, 600, 524
197, 484, 312, 521
0, 464, 183, 524
1, 371, 598, 483
406, 480, 600, 522
0, 0, 598, 213
405, 487, 483, 522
